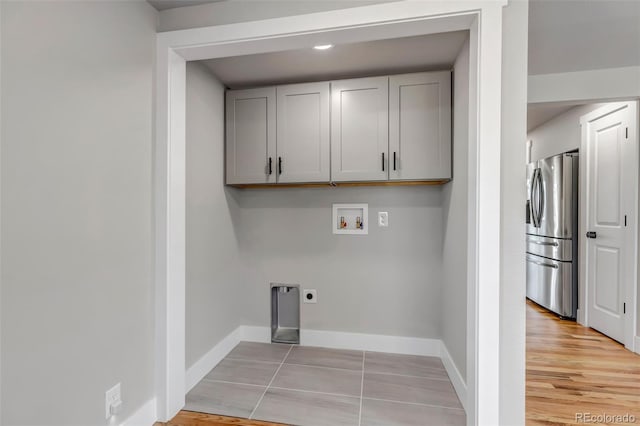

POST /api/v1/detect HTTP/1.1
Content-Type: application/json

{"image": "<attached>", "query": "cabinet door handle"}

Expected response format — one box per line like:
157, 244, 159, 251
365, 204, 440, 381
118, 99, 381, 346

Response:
382, 153, 385, 172
393, 152, 397, 171
278, 157, 283, 175
268, 157, 272, 175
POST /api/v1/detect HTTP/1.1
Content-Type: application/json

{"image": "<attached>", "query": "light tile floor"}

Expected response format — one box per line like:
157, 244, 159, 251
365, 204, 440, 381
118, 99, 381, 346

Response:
185, 342, 465, 426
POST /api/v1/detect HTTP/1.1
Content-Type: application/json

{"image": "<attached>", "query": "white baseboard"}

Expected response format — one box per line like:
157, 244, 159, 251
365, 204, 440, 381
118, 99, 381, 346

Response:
440, 343, 467, 412
185, 326, 243, 392
121, 398, 157, 426
239, 325, 441, 357
301, 328, 441, 357
635, 335, 640, 355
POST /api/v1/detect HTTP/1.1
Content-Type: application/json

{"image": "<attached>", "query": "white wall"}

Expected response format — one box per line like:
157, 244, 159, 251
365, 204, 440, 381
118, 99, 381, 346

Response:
528, 0, 640, 76
231, 186, 444, 339
528, 1, 640, 103
1, 1, 157, 425
185, 62, 244, 369
157, 0, 397, 32
441, 39, 469, 380
527, 103, 605, 161
500, 1, 528, 424
528, 66, 640, 104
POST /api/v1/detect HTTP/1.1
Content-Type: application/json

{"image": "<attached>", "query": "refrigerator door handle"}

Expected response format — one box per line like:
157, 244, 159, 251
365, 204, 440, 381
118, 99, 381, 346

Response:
528, 240, 559, 247
536, 169, 544, 226
530, 168, 540, 227
526, 258, 559, 269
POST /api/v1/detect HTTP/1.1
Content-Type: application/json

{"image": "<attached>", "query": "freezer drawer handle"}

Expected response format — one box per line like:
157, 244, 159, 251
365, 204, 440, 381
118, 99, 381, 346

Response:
526, 258, 559, 269
586, 231, 597, 239
528, 240, 559, 247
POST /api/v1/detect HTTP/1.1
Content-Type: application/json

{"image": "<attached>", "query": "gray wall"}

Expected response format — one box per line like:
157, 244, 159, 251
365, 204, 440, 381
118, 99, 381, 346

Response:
185, 62, 244, 368
500, 1, 528, 424
158, 0, 397, 32
231, 186, 444, 338
162, 0, 459, 346
441, 39, 469, 380
183, 61, 447, 358
1, 1, 157, 425
527, 103, 605, 161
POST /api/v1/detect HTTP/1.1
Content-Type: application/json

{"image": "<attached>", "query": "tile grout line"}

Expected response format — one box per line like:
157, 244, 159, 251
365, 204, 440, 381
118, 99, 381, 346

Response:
358, 351, 365, 426
226, 357, 359, 371
225, 356, 450, 380
224, 357, 282, 365
202, 378, 463, 412
362, 396, 465, 412
269, 386, 358, 398
248, 344, 294, 420
202, 379, 266, 388
361, 370, 452, 381
203, 378, 358, 398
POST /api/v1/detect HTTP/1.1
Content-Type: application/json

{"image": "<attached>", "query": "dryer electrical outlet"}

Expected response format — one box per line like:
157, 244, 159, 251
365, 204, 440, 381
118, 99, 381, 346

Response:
303, 289, 317, 303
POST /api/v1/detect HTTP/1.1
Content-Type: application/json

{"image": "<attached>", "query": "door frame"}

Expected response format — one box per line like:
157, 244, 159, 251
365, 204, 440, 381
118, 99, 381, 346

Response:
154, 1, 509, 424
579, 101, 639, 353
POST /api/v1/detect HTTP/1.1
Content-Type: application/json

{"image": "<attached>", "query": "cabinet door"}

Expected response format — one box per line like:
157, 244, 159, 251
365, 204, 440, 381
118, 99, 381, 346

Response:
225, 87, 276, 184
331, 77, 389, 182
389, 71, 451, 180
276, 82, 330, 183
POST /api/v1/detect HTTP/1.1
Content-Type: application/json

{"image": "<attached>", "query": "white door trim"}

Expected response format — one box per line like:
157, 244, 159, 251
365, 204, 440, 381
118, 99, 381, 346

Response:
154, 1, 507, 424
579, 101, 639, 352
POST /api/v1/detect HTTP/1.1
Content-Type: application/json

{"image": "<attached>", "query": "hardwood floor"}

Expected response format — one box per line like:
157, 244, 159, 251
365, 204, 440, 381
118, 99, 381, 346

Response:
157, 411, 287, 426
527, 300, 640, 425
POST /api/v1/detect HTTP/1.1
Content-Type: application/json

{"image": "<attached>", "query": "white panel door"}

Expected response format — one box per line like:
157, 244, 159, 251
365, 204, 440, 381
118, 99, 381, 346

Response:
584, 103, 635, 344
276, 82, 330, 183
226, 87, 276, 184
389, 71, 451, 180
331, 77, 389, 182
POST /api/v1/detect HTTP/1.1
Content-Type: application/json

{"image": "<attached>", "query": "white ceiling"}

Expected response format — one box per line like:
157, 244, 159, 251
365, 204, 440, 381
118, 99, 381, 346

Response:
200, 31, 468, 89
528, 0, 640, 75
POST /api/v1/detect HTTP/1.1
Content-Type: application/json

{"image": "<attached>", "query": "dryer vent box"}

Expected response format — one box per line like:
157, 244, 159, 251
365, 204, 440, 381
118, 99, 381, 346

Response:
270, 284, 300, 344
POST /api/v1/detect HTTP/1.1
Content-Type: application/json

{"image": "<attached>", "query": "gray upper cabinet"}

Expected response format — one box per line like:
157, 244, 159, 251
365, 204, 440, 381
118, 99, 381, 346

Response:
389, 71, 451, 180
226, 71, 451, 186
330, 76, 389, 182
225, 87, 276, 185
276, 82, 330, 183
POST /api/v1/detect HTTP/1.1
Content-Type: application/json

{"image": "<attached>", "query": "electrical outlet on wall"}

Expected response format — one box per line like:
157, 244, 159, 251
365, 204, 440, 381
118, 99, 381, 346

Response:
303, 289, 317, 303
378, 211, 389, 227
105, 383, 123, 419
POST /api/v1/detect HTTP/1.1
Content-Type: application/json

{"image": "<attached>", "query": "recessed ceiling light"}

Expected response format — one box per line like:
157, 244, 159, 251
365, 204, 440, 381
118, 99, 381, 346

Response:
313, 44, 334, 50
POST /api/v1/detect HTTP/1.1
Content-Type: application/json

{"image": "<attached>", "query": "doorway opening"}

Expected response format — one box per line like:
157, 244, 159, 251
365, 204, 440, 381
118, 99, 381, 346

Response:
154, 2, 509, 424
525, 99, 640, 424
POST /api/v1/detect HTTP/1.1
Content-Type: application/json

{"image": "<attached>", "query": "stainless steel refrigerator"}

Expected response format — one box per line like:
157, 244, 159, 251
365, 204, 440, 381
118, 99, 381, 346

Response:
526, 152, 579, 319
